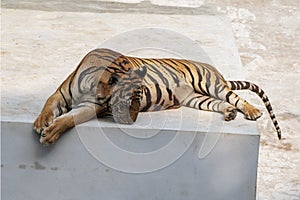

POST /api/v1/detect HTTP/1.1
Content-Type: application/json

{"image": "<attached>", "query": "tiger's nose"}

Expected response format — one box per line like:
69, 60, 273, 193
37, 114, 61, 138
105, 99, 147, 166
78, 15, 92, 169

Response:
96, 94, 106, 101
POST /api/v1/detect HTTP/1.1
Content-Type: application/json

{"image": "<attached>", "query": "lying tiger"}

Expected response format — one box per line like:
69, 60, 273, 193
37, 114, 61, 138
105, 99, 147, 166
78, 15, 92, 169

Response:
34, 48, 281, 145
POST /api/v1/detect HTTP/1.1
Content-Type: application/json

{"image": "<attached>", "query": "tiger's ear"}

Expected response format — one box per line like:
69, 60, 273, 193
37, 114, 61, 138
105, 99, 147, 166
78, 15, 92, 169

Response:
124, 65, 147, 81
133, 66, 147, 79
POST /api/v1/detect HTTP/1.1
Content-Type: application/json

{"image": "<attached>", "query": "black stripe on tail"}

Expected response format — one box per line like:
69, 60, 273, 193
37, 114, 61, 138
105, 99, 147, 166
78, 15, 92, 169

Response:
227, 80, 281, 139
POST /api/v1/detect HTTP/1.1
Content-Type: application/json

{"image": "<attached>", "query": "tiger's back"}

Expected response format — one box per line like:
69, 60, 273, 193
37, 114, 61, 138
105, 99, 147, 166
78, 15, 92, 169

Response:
127, 57, 227, 112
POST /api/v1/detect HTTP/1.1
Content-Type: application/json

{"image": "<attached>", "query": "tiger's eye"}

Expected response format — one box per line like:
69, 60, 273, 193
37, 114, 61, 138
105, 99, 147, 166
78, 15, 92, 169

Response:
108, 76, 118, 85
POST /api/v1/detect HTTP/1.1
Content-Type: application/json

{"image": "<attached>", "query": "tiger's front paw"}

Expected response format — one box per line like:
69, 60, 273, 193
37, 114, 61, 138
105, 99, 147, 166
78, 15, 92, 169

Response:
39, 119, 63, 145
33, 110, 55, 135
111, 85, 145, 124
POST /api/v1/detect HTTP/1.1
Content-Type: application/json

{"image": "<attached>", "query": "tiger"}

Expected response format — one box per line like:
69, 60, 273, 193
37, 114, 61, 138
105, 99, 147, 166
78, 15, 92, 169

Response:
34, 48, 281, 145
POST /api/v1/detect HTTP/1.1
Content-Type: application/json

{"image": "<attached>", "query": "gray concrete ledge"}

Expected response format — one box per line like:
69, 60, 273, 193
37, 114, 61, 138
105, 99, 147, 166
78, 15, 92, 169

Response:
1, 121, 259, 200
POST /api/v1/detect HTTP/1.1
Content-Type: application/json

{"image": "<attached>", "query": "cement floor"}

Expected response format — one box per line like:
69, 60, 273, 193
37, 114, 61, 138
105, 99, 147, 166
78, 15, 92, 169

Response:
1, 0, 300, 199
211, 1, 300, 199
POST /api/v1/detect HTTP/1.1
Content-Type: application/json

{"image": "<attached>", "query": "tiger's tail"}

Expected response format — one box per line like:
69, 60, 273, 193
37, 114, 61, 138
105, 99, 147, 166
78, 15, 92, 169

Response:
227, 80, 281, 140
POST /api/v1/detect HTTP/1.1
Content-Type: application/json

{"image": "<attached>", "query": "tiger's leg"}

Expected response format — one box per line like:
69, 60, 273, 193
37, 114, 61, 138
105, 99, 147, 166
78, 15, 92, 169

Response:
34, 89, 70, 136
218, 87, 262, 120
40, 103, 105, 145
182, 93, 237, 121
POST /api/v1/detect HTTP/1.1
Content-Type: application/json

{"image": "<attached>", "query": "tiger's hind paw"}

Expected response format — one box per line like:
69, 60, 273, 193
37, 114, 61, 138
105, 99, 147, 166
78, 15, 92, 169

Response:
224, 106, 237, 121
244, 105, 262, 120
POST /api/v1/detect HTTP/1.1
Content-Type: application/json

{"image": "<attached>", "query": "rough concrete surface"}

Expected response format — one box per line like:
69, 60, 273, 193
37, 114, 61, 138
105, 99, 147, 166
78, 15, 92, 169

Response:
1, 0, 300, 199
210, 1, 300, 199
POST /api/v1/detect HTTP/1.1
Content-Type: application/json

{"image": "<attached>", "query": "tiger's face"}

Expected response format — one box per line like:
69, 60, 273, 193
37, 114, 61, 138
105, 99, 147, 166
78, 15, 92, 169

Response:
95, 71, 121, 104
95, 66, 147, 106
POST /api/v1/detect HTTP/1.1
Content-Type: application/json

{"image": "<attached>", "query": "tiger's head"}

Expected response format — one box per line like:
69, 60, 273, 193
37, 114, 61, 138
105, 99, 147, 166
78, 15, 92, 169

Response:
109, 65, 147, 124
95, 56, 147, 124
95, 56, 147, 106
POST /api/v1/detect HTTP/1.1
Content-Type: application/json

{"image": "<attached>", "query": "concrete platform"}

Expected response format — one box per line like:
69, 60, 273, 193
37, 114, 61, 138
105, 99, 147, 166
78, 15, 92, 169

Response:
1, 7, 260, 200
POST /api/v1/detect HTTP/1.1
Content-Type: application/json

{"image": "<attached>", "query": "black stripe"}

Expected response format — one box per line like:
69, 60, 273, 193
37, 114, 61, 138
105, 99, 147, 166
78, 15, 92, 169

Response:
130, 58, 141, 67
185, 96, 198, 107
107, 64, 125, 72
154, 59, 180, 86
230, 81, 236, 90
262, 94, 270, 103
237, 81, 243, 90
266, 104, 272, 112
212, 101, 220, 111
258, 90, 264, 98
198, 97, 211, 109
59, 88, 71, 111
166, 88, 173, 101
216, 85, 227, 99
252, 85, 259, 93
173, 96, 180, 107
88, 54, 119, 64
175, 60, 196, 88
57, 104, 63, 116
115, 61, 127, 72
140, 87, 152, 112
99, 55, 118, 63
160, 99, 165, 107
185, 62, 209, 95
226, 91, 233, 103
78, 66, 106, 93
68, 71, 77, 102
155, 83, 162, 104
205, 70, 211, 95
145, 71, 158, 86
207, 99, 213, 109
234, 99, 240, 107
196, 67, 208, 95
142, 59, 170, 88
244, 81, 250, 89
161, 59, 186, 78
214, 77, 221, 98
235, 81, 243, 90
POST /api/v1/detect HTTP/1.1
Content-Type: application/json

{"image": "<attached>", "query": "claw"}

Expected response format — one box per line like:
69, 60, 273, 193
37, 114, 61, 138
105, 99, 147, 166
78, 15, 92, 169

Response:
45, 122, 49, 127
